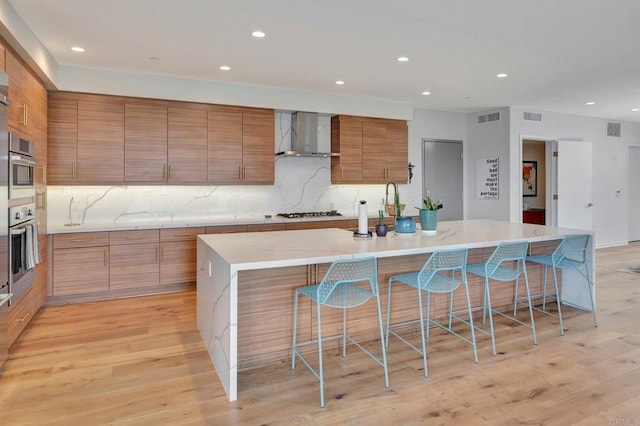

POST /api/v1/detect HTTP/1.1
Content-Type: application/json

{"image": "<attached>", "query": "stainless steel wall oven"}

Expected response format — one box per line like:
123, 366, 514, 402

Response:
8, 132, 35, 201
9, 202, 36, 303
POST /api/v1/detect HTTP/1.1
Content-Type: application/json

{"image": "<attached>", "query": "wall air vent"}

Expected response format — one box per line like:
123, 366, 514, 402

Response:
477, 112, 501, 124
606, 121, 621, 138
523, 111, 543, 122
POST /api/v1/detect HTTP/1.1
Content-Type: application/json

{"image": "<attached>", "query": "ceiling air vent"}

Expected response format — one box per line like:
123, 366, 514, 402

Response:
523, 111, 543, 122
606, 121, 621, 138
477, 112, 501, 124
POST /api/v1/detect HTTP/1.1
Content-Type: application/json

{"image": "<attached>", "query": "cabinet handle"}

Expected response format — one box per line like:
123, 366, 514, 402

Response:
43, 164, 47, 185
341, 167, 343, 179
71, 238, 91, 242
125, 236, 143, 240
16, 312, 29, 323
25, 104, 28, 126
71, 162, 76, 179
18, 104, 28, 126
238, 165, 242, 180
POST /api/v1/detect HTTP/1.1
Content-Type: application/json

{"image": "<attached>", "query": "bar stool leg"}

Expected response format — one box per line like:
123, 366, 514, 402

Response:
418, 288, 429, 377
552, 265, 565, 335
522, 264, 537, 345
484, 277, 497, 356
292, 291, 299, 369
317, 302, 325, 408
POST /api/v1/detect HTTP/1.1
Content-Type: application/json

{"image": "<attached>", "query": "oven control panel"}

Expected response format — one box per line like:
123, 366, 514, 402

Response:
9, 203, 35, 227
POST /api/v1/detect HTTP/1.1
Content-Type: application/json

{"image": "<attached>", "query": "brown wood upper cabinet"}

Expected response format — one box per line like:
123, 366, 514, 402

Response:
331, 115, 408, 184
6, 51, 35, 135
48, 92, 125, 183
49, 92, 273, 185
208, 105, 274, 184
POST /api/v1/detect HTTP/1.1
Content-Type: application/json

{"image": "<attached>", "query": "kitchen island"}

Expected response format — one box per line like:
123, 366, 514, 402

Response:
196, 219, 595, 401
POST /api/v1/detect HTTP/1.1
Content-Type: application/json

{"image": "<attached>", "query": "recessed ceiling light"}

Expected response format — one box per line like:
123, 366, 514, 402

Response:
421, 91, 431, 96
464, 96, 471, 100
632, 108, 640, 112
71, 46, 85, 52
149, 56, 160, 62
335, 80, 345, 85
252, 31, 266, 38
397, 57, 409, 62
496, 73, 508, 78
220, 65, 231, 71
586, 101, 595, 105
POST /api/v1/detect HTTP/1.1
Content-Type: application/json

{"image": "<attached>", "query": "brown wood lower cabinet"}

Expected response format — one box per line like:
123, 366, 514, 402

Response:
159, 227, 204, 286
110, 230, 160, 290
52, 232, 110, 296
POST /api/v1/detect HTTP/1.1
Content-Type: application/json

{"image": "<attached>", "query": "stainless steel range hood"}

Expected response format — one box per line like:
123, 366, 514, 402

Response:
276, 112, 340, 157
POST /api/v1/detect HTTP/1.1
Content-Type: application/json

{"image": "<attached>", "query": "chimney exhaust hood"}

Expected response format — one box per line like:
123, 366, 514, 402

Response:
276, 112, 340, 157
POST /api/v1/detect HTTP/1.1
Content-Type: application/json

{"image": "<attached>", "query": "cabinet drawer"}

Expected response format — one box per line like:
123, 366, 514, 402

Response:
54, 231, 109, 249
8, 284, 39, 346
159, 227, 204, 242
53, 246, 110, 296
247, 223, 285, 232
206, 225, 248, 234
110, 229, 159, 245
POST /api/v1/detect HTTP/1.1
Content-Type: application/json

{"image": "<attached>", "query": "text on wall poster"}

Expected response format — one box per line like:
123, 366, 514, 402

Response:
475, 157, 499, 199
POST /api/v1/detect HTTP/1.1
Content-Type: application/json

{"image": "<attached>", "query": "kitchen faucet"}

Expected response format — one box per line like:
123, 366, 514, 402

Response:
385, 182, 398, 216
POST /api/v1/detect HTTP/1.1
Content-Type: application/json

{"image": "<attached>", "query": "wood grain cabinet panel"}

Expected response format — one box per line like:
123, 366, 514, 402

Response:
110, 243, 159, 290
159, 227, 203, 286
6, 51, 33, 135
8, 285, 38, 346
125, 103, 168, 182
48, 94, 78, 183
77, 96, 124, 182
331, 115, 363, 183
0, 42, 5, 71
53, 246, 109, 296
331, 115, 408, 184
208, 106, 243, 183
241, 108, 274, 184
168, 107, 208, 182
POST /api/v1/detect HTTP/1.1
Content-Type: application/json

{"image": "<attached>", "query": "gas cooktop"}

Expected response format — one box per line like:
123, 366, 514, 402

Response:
276, 211, 342, 219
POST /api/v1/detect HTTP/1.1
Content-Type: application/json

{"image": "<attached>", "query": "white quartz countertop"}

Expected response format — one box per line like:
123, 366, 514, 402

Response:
198, 219, 588, 270
47, 214, 363, 234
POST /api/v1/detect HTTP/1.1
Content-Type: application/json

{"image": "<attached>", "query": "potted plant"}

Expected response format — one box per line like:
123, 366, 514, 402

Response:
417, 192, 443, 232
375, 209, 388, 237
394, 190, 416, 234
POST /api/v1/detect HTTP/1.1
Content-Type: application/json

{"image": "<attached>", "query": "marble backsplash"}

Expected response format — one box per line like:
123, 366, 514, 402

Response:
46, 161, 412, 227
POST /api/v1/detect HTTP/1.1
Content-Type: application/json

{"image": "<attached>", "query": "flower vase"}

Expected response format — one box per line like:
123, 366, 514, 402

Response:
375, 224, 388, 237
419, 209, 438, 232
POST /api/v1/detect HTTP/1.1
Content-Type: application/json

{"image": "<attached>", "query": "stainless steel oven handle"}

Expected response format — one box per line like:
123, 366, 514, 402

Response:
10, 228, 27, 235
10, 156, 37, 167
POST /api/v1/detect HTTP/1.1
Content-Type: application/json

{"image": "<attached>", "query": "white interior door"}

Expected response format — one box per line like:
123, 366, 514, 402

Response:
422, 139, 463, 220
629, 145, 640, 241
557, 140, 593, 231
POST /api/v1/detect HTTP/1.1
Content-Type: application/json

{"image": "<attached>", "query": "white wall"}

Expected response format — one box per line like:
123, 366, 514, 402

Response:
465, 108, 511, 220
510, 107, 640, 248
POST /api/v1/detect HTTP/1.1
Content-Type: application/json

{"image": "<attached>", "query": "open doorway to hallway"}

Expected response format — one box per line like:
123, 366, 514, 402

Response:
522, 139, 547, 224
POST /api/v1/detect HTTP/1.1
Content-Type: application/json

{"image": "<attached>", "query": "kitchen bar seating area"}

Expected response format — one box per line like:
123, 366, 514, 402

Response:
197, 220, 599, 403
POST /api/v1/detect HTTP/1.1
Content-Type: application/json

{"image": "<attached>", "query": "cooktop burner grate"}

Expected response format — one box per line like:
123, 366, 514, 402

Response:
277, 211, 342, 219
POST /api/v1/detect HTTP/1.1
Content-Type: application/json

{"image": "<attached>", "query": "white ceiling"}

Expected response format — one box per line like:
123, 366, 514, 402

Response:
8, 0, 640, 122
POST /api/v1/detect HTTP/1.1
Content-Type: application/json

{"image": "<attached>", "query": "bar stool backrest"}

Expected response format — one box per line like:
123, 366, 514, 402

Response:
317, 257, 378, 305
485, 241, 529, 276
553, 234, 590, 264
418, 249, 468, 287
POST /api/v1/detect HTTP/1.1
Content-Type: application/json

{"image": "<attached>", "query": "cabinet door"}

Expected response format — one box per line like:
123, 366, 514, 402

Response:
362, 119, 387, 182
386, 120, 408, 183
168, 107, 207, 182
208, 107, 243, 183
48, 95, 78, 183
6, 52, 32, 135
160, 240, 197, 286
53, 246, 109, 296
242, 108, 274, 184
331, 116, 363, 183
77, 96, 124, 182
125, 103, 168, 182
109, 243, 159, 290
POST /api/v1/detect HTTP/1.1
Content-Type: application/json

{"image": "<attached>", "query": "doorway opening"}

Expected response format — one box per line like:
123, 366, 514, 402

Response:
422, 139, 463, 221
522, 139, 548, 225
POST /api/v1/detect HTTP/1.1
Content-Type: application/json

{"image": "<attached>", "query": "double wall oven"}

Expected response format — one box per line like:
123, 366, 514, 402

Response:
0, 69, 37, 373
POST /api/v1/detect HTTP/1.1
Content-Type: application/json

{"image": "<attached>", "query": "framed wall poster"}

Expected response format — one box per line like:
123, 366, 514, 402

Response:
522, 161, 537, 197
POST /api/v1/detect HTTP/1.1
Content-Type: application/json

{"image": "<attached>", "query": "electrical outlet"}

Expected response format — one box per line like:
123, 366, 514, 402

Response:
63, 187, 71, 196
160, 187, 168, 196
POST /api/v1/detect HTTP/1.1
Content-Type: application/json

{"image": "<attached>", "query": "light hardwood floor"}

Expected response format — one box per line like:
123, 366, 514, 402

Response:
1, 243, 639, 425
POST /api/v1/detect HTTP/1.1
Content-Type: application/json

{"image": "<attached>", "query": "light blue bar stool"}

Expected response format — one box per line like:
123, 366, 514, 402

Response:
386, 248, 478, 378
524, 234, 598, 334
291, 257, 389, 408
467, 241, 537, 356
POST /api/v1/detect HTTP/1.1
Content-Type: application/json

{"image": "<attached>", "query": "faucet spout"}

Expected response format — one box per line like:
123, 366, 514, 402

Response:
385, 182, 397, 207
